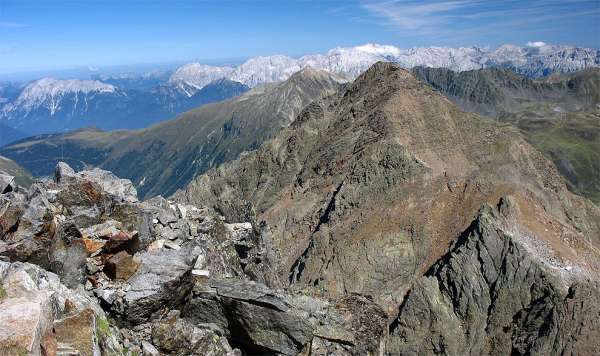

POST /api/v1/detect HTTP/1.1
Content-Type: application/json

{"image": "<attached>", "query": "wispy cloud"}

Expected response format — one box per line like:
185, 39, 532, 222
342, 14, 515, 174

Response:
0, 21, 27, 28
358, 0, 600, 38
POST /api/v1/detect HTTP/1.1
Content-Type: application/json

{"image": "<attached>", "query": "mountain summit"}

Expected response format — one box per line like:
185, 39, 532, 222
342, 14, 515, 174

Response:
175, 62, 600, 352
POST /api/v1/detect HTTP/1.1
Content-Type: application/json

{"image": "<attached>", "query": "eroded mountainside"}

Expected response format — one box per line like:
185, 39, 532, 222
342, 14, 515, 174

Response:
412, 67, 600, 203
1, 62, 600, 355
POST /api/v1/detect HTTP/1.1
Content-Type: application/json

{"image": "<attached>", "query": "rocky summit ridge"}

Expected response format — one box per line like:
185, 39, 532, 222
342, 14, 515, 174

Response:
1, 62, 599, 355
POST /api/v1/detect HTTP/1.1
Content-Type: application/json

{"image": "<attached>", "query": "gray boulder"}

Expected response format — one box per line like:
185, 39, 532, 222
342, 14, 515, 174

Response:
183, 278, 313, 355
55, 162, 138, 203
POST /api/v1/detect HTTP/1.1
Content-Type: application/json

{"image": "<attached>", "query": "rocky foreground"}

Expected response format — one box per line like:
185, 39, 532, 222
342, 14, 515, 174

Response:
0, 163, 388, 355
1, 63, 600, 356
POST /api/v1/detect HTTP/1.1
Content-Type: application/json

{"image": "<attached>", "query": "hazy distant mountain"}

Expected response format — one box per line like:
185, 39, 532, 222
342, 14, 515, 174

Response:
0, 77, 248, 135
168, 43, 599, 95
0, 67, 343, 198
93, 69, 172, 91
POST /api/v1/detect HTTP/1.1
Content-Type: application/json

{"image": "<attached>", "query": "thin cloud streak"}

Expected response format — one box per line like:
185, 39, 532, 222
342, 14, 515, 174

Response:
358, 0, 600, 39
0, 21, 27, 28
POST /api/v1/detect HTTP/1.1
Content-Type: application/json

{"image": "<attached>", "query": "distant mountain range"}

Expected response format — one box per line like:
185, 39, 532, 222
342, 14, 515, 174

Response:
168, 42, 600, 93
3, 65, 599, 206
0, 42, 597, 143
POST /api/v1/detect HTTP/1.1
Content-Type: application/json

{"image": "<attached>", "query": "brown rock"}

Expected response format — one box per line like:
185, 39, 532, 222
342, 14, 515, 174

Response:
102, 231, 139, 254
104, 251, 140, 280
40, 329, 57, 356
53, 308, 99, 356
64, 299, 77, 314
0, 198, 24, 239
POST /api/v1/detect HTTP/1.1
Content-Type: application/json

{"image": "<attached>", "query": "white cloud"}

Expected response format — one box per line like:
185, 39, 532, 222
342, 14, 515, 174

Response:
526, 41, 547, 47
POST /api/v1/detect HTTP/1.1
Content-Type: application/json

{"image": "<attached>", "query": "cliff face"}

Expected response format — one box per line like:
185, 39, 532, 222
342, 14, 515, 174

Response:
174, 63, 600, 353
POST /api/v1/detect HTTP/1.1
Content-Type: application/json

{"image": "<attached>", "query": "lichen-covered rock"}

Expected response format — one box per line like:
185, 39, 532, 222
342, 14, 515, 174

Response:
53, 308, 100, 356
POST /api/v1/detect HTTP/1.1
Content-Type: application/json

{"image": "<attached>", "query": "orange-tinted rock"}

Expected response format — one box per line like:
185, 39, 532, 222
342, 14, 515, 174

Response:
76, 238, 105, 255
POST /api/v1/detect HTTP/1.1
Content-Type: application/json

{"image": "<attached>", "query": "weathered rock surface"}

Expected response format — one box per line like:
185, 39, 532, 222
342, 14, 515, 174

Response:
175, 62, 600, 315
174, 62, 600, 354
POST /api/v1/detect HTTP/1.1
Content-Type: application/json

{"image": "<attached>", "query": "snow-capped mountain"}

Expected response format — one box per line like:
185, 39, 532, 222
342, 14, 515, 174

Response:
168, 43, 600, 94
0, 77, 248, 136
1, 42, 597, 139
169, 64, 235, 97
2, 78, 119, 117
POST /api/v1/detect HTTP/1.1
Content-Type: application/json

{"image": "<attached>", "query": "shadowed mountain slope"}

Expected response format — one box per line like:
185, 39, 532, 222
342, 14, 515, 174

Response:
0, 155, 33, 187
0, 122, 26, 147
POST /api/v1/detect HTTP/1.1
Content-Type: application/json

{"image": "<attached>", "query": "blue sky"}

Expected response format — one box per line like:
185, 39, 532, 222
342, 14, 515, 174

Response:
0, 0, 598, 75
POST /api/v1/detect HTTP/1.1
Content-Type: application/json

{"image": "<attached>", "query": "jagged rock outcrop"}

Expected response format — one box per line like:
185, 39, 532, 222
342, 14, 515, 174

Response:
387, 197, 600, 355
